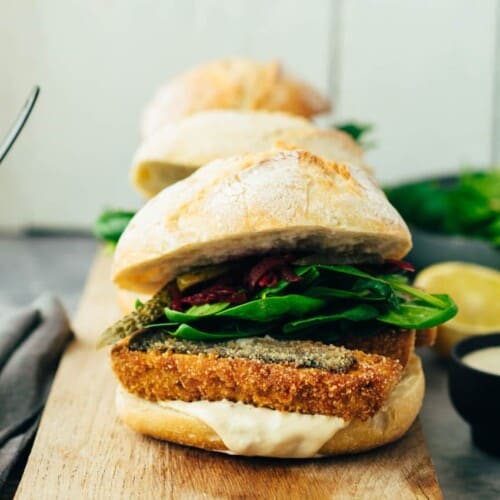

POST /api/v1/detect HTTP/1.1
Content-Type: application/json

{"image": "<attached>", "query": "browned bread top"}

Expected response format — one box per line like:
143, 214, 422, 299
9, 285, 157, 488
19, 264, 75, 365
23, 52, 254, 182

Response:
113, 149, 411, 293
141, 59, 331, 138
132, 110, 367, 198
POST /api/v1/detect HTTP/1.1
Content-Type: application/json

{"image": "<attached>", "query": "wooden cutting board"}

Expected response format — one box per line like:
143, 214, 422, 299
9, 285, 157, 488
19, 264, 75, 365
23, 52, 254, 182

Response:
15, 251, 442, 500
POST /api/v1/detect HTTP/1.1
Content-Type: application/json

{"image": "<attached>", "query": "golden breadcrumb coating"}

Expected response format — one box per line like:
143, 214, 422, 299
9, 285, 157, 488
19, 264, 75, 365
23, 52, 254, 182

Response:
335, 328, 416, 368
415, 327, 436, 348
111, 337, 403, 421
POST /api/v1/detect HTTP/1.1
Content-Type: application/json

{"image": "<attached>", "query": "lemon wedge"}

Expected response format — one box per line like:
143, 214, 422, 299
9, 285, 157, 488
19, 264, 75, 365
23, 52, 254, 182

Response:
414, 262, 500, 356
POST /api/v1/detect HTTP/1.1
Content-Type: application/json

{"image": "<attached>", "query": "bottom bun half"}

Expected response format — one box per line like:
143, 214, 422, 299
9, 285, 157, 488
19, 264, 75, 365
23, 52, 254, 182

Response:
115, 355, 424, 457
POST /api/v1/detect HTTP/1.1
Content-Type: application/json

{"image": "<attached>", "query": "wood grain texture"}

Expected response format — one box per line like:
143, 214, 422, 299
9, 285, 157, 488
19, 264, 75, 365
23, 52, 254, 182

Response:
15, 251, 442, 500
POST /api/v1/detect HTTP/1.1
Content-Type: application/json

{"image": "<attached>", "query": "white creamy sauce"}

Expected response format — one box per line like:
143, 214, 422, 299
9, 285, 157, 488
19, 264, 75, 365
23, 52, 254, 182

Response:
462, 347, 500, 376
160, 399, 347, 458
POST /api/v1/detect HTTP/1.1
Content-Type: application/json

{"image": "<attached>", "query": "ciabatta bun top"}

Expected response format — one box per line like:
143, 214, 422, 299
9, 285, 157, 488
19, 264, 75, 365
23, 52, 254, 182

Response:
113, 149, 411, 293
132, 110, 366, 197
141, 59, 331, 138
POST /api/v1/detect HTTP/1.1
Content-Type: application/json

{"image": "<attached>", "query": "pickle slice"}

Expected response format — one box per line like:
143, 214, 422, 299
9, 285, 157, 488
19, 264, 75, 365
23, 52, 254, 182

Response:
97, 286, 171, 348
176, 263, 234, 292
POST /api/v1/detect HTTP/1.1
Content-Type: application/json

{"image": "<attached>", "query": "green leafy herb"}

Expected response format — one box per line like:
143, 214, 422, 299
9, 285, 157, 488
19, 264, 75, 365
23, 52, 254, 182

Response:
165, 303, 231, 323
216, 295, 326, 322
378, 294, 457, 329
384, 276, 448, 308
93, 209, 136, 246
335, 122, 375, 149
385, 169, 500, 247
154, 320, 274, 341
257, 266, 319, 298
282, 304, 380, 333
129, 263, 457, 343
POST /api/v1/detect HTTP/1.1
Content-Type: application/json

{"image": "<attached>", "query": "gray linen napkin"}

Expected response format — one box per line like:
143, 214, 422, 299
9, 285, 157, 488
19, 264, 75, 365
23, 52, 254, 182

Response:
0, 294, 72, 489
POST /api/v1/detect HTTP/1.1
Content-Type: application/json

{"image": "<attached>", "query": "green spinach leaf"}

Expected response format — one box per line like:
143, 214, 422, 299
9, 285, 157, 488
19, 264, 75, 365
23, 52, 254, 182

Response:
93, 209, 136, 245
147, 262, 458, 342
385, 169, 500, 247
164, 303, 230, 323
335, 122, 375, 149
216, 295, 326, 322
378, 294, 458, 329
165, 321, 273, 340
283, 304, 380, 333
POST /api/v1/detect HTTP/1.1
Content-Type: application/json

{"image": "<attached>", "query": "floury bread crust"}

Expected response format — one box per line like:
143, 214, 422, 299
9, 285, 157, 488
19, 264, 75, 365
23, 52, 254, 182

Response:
113, 150, 412, 294
141, 59, 331, 138
131, 110, 367, 198
115, 355, 424, 457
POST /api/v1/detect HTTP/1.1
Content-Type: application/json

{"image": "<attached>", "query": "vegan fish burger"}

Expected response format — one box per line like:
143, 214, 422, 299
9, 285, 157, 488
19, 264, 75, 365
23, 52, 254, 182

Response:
99, 150, 456, 458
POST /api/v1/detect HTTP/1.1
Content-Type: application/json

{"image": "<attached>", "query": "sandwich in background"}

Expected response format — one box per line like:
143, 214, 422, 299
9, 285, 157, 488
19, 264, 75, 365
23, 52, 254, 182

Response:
132, 110, 368, 198
141, 58, 331, 139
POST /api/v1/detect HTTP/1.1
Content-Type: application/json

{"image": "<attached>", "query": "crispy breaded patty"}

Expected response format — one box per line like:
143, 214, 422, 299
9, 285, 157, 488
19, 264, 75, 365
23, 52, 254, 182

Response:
111, 337, 403, 421
335, 328, 415, 368
415, 327, 436, 348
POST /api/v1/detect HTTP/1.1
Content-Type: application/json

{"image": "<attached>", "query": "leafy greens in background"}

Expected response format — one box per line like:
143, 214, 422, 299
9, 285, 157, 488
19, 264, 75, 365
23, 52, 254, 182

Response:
93, 209, 135, 247
335, 122, 375, 149
137, 263, 457, 343
385, 170, 500, 247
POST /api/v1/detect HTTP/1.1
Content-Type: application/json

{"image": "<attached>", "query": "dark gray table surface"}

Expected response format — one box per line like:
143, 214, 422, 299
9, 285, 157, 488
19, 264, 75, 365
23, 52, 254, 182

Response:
0, 234, 498, 499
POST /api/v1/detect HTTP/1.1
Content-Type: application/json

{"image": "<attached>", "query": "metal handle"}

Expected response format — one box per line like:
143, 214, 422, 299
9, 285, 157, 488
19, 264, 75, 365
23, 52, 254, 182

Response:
0, 86, 40, 164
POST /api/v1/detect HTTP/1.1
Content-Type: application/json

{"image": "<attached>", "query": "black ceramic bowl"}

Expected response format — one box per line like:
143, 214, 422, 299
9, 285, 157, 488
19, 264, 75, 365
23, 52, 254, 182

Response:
408, 225, 500, 270
449, 333, 500, 457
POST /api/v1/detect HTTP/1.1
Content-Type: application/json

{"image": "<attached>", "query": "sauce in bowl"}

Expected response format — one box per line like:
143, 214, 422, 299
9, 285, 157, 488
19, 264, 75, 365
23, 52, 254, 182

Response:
462, 347, 500, 376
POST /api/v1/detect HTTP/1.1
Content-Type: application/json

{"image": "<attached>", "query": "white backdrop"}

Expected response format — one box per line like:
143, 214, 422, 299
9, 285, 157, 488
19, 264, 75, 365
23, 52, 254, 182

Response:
0, 0, 497, 230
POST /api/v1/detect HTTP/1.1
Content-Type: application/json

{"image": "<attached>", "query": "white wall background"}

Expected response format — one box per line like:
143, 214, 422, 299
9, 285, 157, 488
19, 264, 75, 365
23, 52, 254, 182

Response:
0, 0, 497, 230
